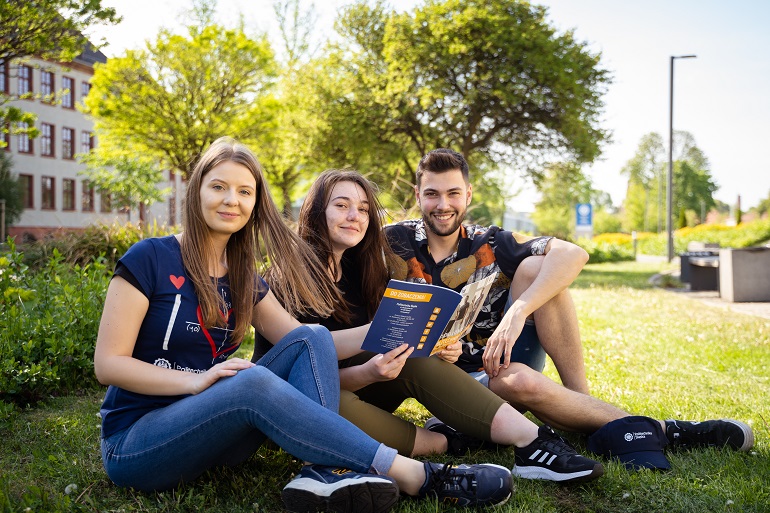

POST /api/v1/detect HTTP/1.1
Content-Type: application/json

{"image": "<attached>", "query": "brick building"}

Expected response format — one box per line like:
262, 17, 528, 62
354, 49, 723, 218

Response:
2, 49, 182, 240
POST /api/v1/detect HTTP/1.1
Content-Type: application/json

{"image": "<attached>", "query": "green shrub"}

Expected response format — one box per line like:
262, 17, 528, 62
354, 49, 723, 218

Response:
21, 222, 172, 269
0, 240, 111, 407
637, 219, 770, 256
583, 219, 770, 259
576, 238, 635, 263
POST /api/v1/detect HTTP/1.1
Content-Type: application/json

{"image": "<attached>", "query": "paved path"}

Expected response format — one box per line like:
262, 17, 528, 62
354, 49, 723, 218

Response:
648, 255, 770, 320
667, 289, 770, 320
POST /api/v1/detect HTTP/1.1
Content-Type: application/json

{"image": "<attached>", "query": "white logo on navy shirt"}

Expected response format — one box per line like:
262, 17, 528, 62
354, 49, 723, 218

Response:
154, 358, 172, 369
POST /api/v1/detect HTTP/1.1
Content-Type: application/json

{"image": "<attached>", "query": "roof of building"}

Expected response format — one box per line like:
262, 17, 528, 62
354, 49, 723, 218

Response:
73, 44, 107, 66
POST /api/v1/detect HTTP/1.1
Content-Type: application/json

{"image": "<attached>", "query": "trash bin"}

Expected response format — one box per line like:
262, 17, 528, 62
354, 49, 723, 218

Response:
680, 250, 719, 283
719, 247, 770, 302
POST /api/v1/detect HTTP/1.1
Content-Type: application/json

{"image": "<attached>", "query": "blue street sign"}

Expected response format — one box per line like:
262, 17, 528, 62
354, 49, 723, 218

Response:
576, 203, 592, 227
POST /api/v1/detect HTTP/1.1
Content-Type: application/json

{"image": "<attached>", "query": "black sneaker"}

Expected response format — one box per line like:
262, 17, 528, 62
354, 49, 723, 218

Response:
512, 425, 603, 483
425, 417, 490, 456
282, 464, 399, 513
665, 419, 754, 452
418, 461, 512, 508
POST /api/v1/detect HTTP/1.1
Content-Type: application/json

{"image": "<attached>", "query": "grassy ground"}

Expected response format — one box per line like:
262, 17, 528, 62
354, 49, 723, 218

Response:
1, 261, 768, 512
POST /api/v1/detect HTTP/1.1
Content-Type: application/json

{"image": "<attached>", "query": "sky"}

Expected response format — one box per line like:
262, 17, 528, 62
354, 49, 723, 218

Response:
88, 0, 770, 212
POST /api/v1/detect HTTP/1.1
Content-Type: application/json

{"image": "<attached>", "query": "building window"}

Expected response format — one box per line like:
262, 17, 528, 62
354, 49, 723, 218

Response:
17, 122, 33, 154
63, 178, 76, 211
100, 191, 112, 212
81, 81, 91, 101
82, 181, 94, 212
62, 127, 75, 159
80, 131, 94, 153
41, 123, 54, 156
1, 124, 8, 150
0, 60, 8, 94
20, 174, 34, 208
61, 76, 74, 108
41, 176, 55, 210
40, 71, 54, 100
18, 65, 32, 96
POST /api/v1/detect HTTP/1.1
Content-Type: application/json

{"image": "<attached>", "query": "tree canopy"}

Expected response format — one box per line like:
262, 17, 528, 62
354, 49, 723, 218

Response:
621, 131, 717, 231
313, 0, 610, 210
312, 0, 609, 206
0, 0, 119, 64
0, 0, 120, 146
83, 23, 276, 180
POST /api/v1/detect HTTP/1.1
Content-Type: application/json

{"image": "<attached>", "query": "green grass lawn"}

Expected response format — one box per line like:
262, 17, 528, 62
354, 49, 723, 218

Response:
2, 261, 768, 512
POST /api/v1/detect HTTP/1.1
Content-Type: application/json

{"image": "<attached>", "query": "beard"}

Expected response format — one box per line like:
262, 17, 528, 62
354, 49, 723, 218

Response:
422, 208, 467, 237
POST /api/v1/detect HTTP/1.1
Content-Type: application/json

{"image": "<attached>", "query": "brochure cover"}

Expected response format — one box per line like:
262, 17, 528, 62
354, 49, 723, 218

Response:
361, 272, 498, 357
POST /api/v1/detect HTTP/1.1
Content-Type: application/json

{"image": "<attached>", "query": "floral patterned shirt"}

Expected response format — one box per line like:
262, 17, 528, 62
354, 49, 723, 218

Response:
385, 219, 551, 372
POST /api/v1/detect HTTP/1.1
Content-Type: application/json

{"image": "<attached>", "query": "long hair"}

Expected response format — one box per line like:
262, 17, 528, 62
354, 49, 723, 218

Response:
297, 169, 393, 322
182, 137, 339, 342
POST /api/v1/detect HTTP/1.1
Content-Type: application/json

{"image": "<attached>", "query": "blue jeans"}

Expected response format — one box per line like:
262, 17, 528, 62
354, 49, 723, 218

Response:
101, 325, 392, 491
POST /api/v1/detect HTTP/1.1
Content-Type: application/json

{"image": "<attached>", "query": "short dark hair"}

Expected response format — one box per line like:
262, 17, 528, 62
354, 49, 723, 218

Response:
416, 148, 469, 186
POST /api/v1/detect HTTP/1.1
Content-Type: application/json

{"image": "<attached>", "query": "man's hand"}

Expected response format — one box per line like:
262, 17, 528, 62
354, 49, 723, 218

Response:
482, 310, 526, 377
436, 341, 462, 364
363, 343, 413, 382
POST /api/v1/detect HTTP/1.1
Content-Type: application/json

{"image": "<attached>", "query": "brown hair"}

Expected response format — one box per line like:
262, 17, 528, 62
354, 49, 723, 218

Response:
415, 148, 470, 187
182, 137, 339, 342
297, 169, 392, 322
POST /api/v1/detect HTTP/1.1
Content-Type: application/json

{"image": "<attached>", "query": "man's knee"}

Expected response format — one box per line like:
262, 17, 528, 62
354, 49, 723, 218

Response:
511, 256, 544, 291
489, 363, 543, 400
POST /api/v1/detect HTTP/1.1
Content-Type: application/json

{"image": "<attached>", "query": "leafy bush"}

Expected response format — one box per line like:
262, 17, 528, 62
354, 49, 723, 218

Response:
576, 237, 635, 263
637, 219, 770, 255
0, 239, 111, 407
21, 222, 172, 269
580, 219, 770, 261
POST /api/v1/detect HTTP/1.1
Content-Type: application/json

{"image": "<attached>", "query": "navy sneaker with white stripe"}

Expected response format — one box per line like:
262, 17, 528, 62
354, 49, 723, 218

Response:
418, 461, 513, 507
282, 465, 399, 513
512, 425, 603, 483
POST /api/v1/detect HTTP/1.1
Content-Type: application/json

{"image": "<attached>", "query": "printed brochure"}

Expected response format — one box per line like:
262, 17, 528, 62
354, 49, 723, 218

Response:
361, 272, 498, 357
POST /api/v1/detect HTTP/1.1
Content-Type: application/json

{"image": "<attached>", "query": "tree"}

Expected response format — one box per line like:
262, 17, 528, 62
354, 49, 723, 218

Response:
531, 162, 593, 239
0, 152, 23, 233
620, 133, 665, 233
316, 0, 610, 206
252, 0, 322, 217
78, 149, 170, 218
673, 160, 717, 228
0, 0, 120, 146
750, 190, 770, 218
621, 131, 717, 231
83, 20, 276, 180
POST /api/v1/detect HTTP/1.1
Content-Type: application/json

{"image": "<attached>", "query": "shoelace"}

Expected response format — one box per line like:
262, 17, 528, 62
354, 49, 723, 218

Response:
429, 462, 477, 493
538, 426, 578, 455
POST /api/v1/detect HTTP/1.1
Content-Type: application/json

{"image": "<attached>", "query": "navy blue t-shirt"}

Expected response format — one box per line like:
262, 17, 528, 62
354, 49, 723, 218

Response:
99, 235, 268, 438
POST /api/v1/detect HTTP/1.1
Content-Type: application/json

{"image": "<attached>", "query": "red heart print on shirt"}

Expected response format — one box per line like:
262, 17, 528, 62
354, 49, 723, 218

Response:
170, 275, 185, 290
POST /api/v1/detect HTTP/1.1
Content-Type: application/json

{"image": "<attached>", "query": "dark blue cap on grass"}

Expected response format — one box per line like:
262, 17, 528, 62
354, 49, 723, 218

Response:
587, 416, 670, 470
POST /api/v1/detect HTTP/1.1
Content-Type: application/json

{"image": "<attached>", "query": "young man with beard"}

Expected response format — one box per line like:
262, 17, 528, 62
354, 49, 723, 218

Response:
384, 148, 753, 452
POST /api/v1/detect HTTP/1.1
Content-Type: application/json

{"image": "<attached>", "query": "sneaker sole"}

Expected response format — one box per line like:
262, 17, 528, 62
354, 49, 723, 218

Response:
723, 419, 754, 452
512, 463, 604, 483
282, 479, 399, 513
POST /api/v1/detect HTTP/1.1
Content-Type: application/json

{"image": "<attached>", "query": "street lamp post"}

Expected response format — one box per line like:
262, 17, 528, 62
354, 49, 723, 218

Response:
667, 54, 697, 262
